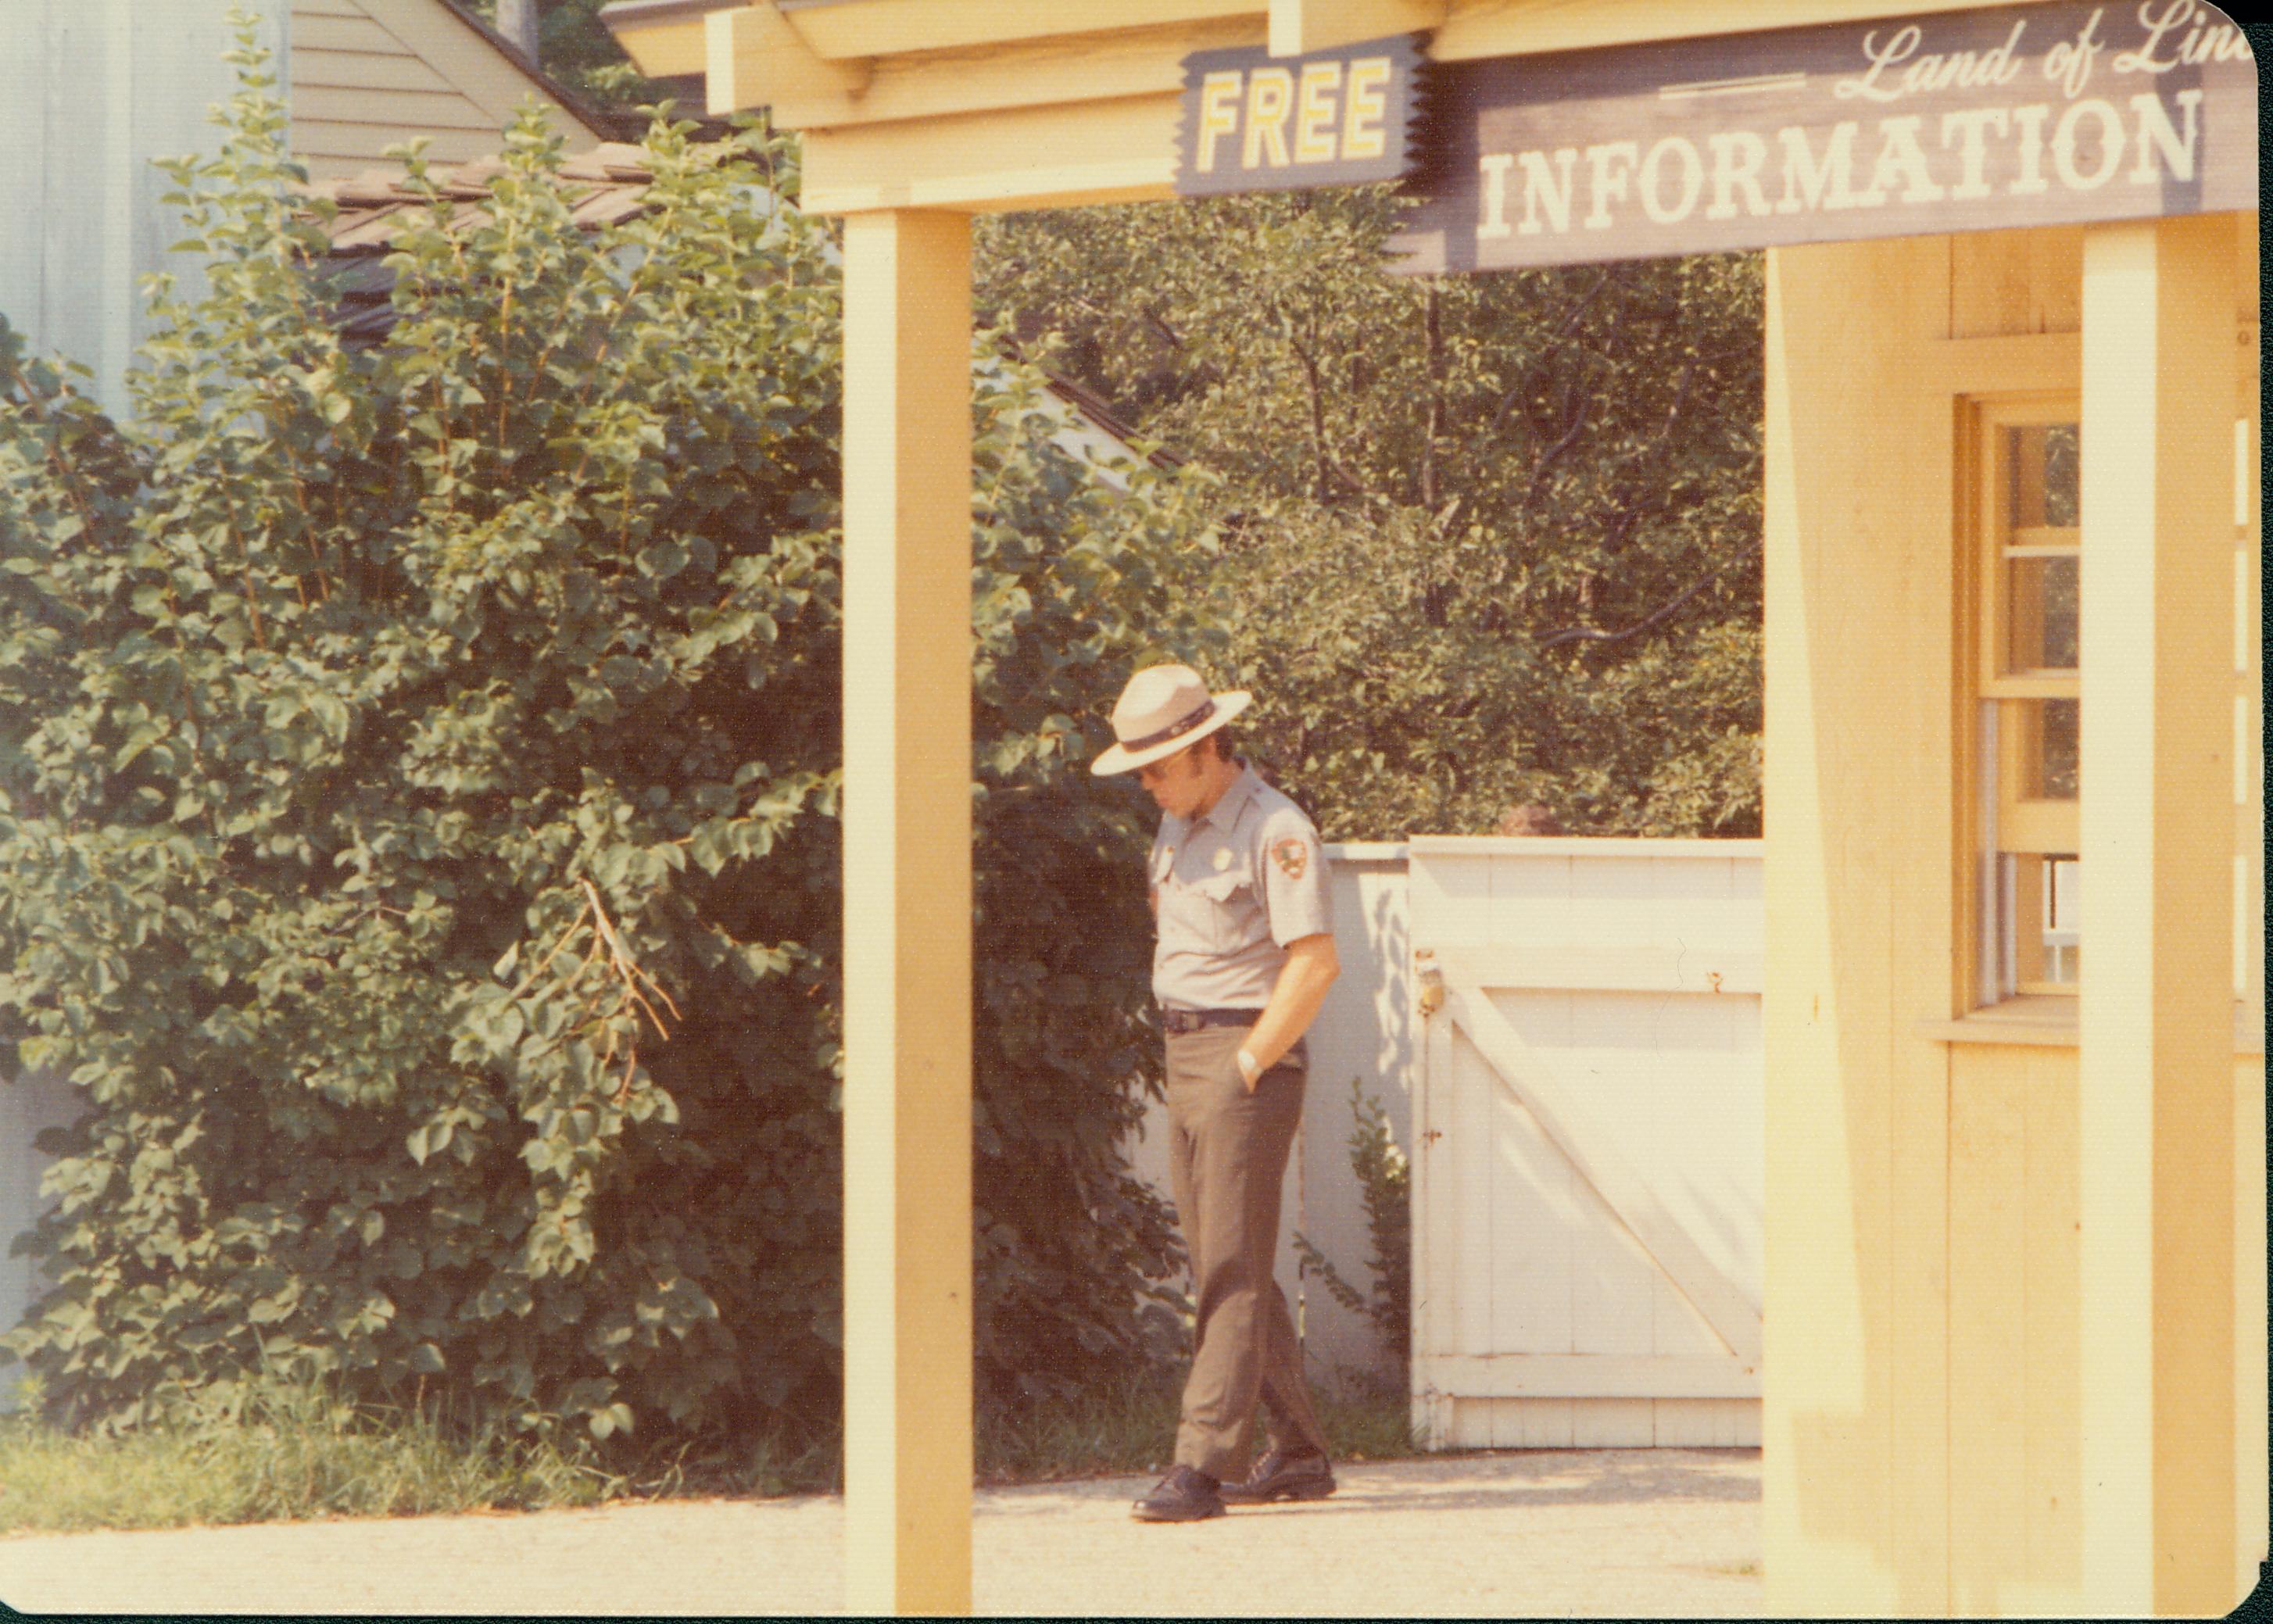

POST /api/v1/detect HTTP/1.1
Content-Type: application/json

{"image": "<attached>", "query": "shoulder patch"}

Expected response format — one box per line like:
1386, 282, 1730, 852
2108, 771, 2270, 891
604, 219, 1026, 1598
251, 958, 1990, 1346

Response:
1270, 837, 1309, 881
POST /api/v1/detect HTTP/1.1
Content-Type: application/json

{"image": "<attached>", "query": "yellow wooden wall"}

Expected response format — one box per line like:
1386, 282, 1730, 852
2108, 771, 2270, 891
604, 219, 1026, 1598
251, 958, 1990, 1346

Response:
290, 0, 603, 179
1761, 218, 2262, 1615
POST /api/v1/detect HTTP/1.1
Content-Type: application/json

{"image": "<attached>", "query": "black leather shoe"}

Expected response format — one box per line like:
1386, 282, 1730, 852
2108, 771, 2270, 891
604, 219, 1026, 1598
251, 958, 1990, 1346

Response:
1131, 1465, 1226, 1522
1218, 1447, 1336, 1504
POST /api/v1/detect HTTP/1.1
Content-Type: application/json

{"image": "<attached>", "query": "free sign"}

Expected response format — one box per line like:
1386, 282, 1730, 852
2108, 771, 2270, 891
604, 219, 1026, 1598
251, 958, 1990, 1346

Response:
1174, 34, 1423, 196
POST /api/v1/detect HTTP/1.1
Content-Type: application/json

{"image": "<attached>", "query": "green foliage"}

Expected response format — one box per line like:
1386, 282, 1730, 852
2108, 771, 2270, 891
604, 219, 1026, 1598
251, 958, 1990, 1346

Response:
0, 1370, 621, 1532
978, 190, 1764, 838
1, 1361, 1419, 1532
1292, 1078, 1409, 1367
458, 0, 671, 107
0, 34, 1197, 1443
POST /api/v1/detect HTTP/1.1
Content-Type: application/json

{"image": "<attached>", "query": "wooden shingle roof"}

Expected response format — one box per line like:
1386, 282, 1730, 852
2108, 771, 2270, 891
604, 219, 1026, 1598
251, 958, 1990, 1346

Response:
310, 144, 659, 345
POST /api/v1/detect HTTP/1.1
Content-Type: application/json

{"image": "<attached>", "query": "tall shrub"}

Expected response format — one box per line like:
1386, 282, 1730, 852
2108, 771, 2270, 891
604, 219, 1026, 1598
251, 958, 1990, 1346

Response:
0, 41, 1202, 1440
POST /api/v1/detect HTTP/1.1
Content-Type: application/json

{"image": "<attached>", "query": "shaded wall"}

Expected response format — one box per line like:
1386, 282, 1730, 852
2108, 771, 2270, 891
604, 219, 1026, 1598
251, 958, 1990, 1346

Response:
0, 0, 289, 417
1759, 219, 2264, 1613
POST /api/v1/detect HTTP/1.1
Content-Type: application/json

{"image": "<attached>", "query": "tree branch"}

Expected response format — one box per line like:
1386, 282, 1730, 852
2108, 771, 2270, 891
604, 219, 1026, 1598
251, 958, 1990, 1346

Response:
1480, 267, 1611, 445
1527, 382, 1590, 488
1290, 336, 1332, 501
1535, 538, 1761, 653
1418, 282, 1443, 512
1289, 336, 1371, 502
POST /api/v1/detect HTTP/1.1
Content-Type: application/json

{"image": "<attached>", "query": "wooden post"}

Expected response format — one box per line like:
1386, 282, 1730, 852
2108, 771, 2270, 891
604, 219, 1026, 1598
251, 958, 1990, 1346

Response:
839, 209, 973, 1616
2076, 215, 2239, 1615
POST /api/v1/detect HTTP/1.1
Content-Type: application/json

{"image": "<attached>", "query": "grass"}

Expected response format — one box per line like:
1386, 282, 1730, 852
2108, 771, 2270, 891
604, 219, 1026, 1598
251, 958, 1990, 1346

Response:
0, 1365, 1420, 1536
0, 1378, 626, 1535
975, 1365, 1416, 1486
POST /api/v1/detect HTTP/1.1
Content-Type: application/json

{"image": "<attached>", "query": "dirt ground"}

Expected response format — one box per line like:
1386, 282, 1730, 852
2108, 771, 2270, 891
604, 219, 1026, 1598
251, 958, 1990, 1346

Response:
0, 1446, 1763, 1616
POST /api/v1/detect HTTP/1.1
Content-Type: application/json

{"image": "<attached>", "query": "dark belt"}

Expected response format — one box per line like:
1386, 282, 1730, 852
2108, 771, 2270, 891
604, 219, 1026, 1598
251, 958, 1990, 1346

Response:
1160, 1006, 1261, 1036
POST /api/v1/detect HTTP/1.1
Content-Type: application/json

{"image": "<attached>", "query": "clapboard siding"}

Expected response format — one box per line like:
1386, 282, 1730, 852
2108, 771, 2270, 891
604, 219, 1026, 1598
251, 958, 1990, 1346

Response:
297, 121, 501, 167
288, 0, 607, 177
294, 48, 462, 95
298, 85, 510, 131
292, 11, 405, 53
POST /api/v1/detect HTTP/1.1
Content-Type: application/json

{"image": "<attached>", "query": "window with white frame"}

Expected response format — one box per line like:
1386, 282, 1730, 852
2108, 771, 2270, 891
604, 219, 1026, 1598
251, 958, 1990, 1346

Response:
1971, 399, 2079, 1002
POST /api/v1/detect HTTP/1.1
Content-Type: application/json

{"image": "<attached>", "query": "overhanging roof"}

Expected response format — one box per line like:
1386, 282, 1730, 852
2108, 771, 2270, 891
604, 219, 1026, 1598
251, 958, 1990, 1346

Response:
598, 0, 2051, 214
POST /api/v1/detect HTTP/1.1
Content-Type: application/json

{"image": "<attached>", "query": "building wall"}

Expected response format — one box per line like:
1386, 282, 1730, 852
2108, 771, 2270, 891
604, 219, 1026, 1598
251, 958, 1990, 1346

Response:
290, 0, 603, 180
0, 0, 288, 1404
1761, 220, 2264, 1613
0, 0, 289, 417
0, 1072, 77, 1406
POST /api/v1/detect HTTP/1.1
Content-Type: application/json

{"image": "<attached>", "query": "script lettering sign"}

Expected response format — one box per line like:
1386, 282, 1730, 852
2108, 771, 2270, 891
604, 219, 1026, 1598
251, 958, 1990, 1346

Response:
1391, 0, 2254, 274
1175, 34, 1423, 195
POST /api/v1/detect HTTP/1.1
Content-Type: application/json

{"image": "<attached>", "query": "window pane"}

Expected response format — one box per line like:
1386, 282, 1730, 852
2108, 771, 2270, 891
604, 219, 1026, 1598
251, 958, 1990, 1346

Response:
2006, 698, 2080, 801
2035, 698, 2078, 799
2006, 554, 2078, 670
1999, 851, 2080, 993
2006, 423, 2079, 528
1982, 407, 2085, 1007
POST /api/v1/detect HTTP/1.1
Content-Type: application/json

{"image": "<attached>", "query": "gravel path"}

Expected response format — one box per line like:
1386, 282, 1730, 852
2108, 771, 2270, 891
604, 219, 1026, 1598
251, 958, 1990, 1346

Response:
0, 1447, 1761, 1616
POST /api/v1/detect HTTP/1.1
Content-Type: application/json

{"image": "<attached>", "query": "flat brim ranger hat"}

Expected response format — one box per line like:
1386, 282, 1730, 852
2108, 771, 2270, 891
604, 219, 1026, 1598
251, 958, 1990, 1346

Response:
1090, 664, 1253, 775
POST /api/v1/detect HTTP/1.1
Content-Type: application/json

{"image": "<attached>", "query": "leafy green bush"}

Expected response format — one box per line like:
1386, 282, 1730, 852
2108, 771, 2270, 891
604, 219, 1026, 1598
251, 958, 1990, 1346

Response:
0, 36, 1201, 1444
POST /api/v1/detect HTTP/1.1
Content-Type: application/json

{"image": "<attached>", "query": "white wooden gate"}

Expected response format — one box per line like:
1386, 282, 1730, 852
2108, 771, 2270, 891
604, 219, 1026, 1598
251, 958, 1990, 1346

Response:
1409, 836, 1765, 1449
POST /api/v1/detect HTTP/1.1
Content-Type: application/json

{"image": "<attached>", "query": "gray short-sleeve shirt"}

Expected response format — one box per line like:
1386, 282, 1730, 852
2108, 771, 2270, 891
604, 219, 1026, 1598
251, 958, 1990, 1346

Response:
1150, 766, 1332, 1011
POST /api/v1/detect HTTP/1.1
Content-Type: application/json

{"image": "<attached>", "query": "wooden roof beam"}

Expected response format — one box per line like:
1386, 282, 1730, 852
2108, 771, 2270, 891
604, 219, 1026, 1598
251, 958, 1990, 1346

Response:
1430, 0, 2024, 63
800, 93, 1179, 214
774, 0, 1262, 60
747, 17, 1264, 134
598, 0, 737, 79
706, 2, 872, 119
1268, 0, 1447, 57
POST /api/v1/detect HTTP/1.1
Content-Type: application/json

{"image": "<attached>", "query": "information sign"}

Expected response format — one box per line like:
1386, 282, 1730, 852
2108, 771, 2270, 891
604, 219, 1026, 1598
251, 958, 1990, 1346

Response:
1389, 0, 2254, 272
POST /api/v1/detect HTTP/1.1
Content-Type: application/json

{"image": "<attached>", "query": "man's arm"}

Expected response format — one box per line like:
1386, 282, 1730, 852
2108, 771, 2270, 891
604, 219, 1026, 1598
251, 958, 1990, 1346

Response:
1237, 932, 1339, 1089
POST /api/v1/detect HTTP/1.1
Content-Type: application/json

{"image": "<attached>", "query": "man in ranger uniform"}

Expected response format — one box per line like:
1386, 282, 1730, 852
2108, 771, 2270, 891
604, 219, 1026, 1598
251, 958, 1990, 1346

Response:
1091, 664, 1342, 1523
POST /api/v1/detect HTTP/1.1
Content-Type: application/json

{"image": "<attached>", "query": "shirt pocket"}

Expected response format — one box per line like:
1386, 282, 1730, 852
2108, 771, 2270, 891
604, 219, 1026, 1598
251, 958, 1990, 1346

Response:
1186, 865, 1260, 953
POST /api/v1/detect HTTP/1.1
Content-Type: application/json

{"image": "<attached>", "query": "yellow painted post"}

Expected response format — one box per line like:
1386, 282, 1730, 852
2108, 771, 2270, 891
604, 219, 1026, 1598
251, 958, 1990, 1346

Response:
2075, 215, 2239, 1615
839, 209, 974, 1616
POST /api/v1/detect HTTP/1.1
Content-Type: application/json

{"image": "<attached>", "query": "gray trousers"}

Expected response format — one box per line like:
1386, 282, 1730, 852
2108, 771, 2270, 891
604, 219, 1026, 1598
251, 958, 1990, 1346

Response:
1164, 1025, 1331, 1479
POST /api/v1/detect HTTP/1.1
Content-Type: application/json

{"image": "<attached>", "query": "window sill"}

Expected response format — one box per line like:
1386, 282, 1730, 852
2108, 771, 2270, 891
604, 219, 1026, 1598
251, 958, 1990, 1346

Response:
1917, 997, 2265, 1055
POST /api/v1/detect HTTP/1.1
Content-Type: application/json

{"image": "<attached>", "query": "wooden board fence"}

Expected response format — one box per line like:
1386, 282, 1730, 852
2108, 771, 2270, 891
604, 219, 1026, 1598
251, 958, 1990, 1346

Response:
1407, 836, 1764, 1450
